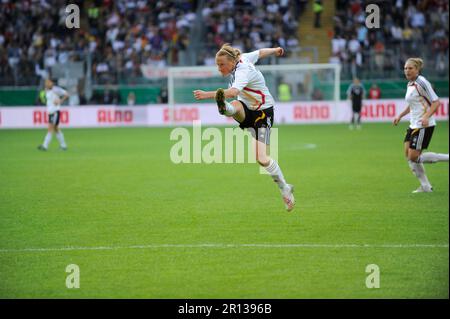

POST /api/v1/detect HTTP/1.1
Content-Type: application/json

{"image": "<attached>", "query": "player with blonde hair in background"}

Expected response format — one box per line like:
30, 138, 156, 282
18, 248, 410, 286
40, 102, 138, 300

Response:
393, 58, 449, 193
38, 79, 69, 151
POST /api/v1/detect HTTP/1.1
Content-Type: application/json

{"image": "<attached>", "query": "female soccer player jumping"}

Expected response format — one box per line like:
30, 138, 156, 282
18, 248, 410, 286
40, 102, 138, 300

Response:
193, 44, 295, 211
393, 58, 449, 193
38, 79, 69, 151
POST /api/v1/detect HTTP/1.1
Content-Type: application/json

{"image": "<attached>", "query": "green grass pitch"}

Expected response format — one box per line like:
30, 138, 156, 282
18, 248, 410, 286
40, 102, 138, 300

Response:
0, 122, 448, 298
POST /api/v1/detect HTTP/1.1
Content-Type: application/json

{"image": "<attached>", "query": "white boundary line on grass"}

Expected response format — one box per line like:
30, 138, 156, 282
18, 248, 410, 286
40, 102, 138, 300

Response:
0, 243, 448, 253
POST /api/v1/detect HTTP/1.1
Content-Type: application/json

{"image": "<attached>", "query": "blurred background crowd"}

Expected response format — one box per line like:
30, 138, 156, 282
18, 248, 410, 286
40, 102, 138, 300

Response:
0, 0, 448, 104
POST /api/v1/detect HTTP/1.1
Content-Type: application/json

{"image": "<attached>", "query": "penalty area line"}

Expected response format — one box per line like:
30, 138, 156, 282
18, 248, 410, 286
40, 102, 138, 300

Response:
0, 243, 448, 253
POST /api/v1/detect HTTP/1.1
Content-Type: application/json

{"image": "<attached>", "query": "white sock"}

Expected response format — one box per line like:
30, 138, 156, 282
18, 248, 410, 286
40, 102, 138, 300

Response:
408, 160, 431, 189
224, 101, 236, 116
43, 132, 53, 148
264, 159, 288, 190
56, 131, 67, 148
418, 152, 449, 163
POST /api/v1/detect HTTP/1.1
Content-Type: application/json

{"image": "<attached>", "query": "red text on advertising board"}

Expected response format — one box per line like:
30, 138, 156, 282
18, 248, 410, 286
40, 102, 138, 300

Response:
293, 105, 330, 120
33, 110, 69, 124
163, 108, 199, 122
98, 109, 133, 123
435, 100, 448, 117
361, 103, 396, 118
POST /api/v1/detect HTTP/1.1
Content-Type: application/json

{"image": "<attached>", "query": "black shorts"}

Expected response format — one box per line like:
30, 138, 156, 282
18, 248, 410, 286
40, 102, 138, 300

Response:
404, 126, 435, 150
48, 111, 61, 126
235, 101, 274, 145
352, 102, 362, 112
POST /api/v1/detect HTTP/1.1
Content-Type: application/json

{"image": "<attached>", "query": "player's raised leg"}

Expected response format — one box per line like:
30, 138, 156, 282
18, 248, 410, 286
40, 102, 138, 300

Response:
418, 152, 449, 163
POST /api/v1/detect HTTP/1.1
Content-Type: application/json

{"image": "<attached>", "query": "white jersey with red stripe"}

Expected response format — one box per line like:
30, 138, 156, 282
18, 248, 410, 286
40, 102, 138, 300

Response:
405, 75, 439, 129
229, 50, 275, 111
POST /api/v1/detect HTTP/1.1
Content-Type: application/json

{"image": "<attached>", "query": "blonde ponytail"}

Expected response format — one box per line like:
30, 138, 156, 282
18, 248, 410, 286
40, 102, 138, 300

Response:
406, 58, 424, 71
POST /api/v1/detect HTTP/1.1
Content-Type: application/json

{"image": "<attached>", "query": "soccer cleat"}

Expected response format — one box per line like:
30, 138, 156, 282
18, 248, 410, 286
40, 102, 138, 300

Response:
60, 146, 68, 151
281, 184, 295, 212
412, 185, 433, 193
215, 88, 226, 115
37, 145, 47, 151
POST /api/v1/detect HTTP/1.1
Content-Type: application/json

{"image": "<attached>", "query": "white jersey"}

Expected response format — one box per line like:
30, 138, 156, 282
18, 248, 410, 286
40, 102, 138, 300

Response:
405, 75, 439, 129
229, 50, 275, 111
46, 86, 67, 114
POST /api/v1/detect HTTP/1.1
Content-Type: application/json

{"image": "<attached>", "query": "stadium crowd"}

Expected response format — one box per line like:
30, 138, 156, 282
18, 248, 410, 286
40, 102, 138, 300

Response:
0, 0, 448, 88
197, 0, 306, 66
331, 0, 449, 78
0, 0, 199, 86
0, 0, 305, 86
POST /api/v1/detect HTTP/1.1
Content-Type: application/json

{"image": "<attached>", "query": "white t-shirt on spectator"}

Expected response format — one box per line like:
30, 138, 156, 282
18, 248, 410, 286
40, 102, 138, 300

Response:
348, 39, 361, 53
391, 26, 403, 40
337, 38, 347, 52
331, 38, 340, 54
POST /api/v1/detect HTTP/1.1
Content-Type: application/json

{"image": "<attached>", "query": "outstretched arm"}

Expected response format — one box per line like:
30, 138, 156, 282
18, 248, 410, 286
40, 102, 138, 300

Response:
193, 87, 239, 100
258, 47, 284, 59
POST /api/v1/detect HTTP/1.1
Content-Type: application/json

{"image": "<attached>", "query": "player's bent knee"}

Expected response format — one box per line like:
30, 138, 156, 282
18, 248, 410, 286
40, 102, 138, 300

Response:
231, 100, 243, 111
231, 100, 241, 107
408, 153, 420, 162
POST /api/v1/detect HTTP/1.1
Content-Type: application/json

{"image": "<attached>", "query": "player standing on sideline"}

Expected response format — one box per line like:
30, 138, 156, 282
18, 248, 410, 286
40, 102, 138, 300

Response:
393, 58, 449, 193
193, 44, 295, 212
347, 77, 365, 130
38, 79, 69, 151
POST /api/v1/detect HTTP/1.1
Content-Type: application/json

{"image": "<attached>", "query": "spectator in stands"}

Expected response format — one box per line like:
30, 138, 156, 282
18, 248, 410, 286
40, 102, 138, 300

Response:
127, 92, 136, 106
158, 87, 168, 104
1, 0, 448, 87
101, 86, 120, 105
313, 0, 323, 28
368, 83, 381, 99
312, 88, 324, 101
333, 0, 448, 79
0, 0, 200, 86
374, 40, 385, 72
278, 82, 292, 102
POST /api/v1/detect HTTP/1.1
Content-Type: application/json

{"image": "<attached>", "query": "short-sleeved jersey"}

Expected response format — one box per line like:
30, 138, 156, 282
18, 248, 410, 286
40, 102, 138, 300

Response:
228, 50, 275, 111
405, 75, 439, 129
46, 86, 67, 114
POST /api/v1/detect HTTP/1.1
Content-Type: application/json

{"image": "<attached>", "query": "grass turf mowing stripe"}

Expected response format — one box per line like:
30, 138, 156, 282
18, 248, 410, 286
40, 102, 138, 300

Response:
0, 243, 448, 253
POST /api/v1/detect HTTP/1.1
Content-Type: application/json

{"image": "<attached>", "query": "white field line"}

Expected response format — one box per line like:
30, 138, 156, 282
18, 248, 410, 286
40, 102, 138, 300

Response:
0, 243, 448, 253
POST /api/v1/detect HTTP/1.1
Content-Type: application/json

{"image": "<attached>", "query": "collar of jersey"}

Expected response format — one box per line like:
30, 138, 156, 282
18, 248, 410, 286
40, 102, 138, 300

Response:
231, 60, 242, 75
